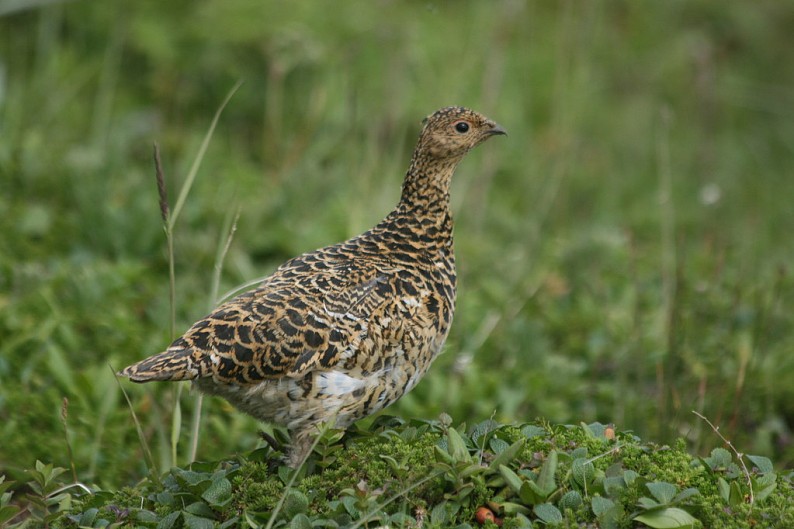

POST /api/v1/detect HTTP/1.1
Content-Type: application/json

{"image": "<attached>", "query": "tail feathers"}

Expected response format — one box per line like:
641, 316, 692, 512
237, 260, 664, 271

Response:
117, 348, 203, 382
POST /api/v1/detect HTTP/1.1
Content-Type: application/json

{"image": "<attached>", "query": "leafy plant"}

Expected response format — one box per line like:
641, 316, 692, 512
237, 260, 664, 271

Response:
700, 447, 779, 507
2, 420, 793, 528
0, 476, 21, 526
631, 481, 700, 529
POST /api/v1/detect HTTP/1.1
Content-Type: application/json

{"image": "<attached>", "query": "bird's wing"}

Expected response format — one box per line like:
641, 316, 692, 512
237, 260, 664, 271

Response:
119, 258, 406, 384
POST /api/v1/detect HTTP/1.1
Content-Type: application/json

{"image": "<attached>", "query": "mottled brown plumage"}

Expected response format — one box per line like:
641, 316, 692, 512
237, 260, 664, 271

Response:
119, 107, 505, 466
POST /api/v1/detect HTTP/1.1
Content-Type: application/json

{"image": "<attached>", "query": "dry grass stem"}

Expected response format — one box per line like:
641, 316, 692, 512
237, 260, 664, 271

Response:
693, 410, 754, 504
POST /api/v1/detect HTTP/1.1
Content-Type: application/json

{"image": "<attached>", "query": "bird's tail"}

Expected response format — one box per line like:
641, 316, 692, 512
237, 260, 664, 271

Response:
117, 347, 201, 382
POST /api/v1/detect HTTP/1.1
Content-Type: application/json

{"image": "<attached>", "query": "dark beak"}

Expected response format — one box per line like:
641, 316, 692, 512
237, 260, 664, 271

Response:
486, 122, 507, 136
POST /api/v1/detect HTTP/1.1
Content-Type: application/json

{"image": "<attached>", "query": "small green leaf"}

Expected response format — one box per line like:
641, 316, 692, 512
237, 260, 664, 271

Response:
584, 422, 606, 438
536, 450, 558, 495
456, 482, 476, 501
521, 425, 546, 439
603, 476, 625, 496
289, 513, 313, 529
243, 510, 271, 528
490, 439, 524, 469
499, 465, 524, 494
201, 477, 232, 507
570, 447, 588, 459
747, 454, 773, 474
219, 516, 240, 529
431, 501, 448, 526
0, 505, 20, 525
591, 496, 615, 517
157, 511, 181, 529
580, 422, 596, 438
673, 487, 700, 503
136, 510, 159, 523
489, 437, 510, 455
471, 419, 500, 444
447, 427, 471, 463
501, 502, 531, 515
184, 502, 215, 518
717, 477, 730, 502
278, 465, 294, 485
755, 472, 777, 488
182, 512, 215, 529
0, 477, 14, 495
399, 426, 418, 442
707, 448, 732, 469
623, 470, 639, 485
156, 491, 176, 505
533, 503, 562, 524
460, 463, 485, 479
173, 468, 211, 489
282, 489, 309, 519
755, 482, 777, 503
633, 507, 697, 529
434, 445, 455, 465
380, 455, 400, 473
729, 481, 744, 506
340, 496, 360, 517
520, 480, 547, 505
646, 482, 677, 504
637, 497, 660, 509
390, 512, 415, 526
558, 490, 582, 511
513, 513, 534, 528
571, 458, 595, 486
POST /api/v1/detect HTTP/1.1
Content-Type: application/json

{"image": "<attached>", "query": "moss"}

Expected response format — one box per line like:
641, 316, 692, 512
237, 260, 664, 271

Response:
231, 463, 285, 513
18, 420, 794, 528
228, 428, 442, 519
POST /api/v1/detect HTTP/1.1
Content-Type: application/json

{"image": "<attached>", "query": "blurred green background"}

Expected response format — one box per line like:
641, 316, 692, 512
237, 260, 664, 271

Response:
1, 0, 793, 486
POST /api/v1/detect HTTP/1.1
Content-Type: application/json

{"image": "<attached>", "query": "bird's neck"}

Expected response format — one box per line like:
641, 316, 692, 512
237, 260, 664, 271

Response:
398, 153, 460, 217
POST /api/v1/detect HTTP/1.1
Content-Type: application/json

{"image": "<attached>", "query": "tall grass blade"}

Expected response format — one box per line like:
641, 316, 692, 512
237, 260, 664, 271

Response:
152, 143, 176, 340
59, 398, 78, 483
656, 106, 677, 436
169, 79, 243, 230
170, 385, 182, 466
157, 82, 242, 466
153, 142, 180, 465
211, 207, 241, 308
111, 365, 160, 485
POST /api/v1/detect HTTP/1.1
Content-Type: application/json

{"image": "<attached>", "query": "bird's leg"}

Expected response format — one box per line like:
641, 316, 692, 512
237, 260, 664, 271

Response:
258, 430, 282, 452
286, 428, 315, 469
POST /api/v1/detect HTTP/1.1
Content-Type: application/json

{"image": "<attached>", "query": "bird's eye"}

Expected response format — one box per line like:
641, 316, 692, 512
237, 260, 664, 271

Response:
454, 121, 470, 134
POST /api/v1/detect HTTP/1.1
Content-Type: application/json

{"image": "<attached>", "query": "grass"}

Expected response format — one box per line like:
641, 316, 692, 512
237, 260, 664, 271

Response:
0, 0, 793, 516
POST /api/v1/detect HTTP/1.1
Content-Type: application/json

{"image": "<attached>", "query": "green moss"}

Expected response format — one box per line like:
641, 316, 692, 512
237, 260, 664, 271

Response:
10, 420, 794, 528
228, 428, 443, 519
231, 464, 285, 513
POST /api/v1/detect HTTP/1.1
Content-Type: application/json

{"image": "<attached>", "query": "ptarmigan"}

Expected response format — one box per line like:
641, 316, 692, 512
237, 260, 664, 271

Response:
119, 107, 506, 466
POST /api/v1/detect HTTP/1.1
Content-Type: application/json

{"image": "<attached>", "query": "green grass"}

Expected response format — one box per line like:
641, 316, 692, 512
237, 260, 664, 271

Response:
1, 0, 793, 503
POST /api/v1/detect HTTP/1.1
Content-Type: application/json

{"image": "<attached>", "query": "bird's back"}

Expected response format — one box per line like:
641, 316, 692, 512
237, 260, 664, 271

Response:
119, 206, 456, 392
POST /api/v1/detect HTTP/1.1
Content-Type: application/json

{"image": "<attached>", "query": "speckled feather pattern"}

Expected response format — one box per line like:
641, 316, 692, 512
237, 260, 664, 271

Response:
119, 107, 505, 466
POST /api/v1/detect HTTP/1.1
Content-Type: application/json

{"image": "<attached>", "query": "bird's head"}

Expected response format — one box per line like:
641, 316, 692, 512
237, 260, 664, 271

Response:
418, 106, 507, 161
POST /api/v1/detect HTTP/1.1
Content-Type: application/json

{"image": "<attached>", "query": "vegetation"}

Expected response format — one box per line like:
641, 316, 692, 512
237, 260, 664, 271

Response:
4, 418, 794, 528
1, 0, 793, 526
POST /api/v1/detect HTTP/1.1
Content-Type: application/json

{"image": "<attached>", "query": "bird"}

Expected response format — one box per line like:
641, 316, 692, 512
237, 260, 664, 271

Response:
118, 106, 506, 467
